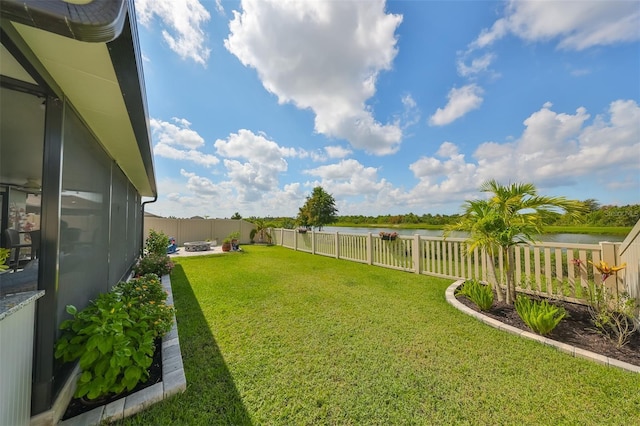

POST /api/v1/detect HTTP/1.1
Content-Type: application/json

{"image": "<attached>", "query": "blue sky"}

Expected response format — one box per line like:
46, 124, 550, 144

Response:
135, 0, 640, 219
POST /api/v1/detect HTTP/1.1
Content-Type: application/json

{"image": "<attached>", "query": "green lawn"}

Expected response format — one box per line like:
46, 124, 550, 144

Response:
122, 246, 639, 425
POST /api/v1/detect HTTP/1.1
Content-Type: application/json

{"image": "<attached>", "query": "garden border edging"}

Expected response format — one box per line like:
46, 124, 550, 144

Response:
58, 274, 186, 425
446, 280, 640, 374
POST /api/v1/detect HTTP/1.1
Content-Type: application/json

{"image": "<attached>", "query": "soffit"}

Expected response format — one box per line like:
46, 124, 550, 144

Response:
0, 43, 37, 84
13, 22, 154, 196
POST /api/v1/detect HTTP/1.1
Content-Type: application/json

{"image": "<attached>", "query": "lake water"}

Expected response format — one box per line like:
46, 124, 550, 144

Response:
322, 226, 626, 245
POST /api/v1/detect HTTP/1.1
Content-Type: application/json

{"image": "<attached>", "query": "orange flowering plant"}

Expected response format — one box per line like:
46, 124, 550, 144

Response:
586, 260, 637, 348
589, 260, 626, 283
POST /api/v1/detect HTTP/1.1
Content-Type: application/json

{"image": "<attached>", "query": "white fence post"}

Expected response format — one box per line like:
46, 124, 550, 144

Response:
413, 234, 421, 274
600, 241, 621, 294
335, 232, 340, 259
311, 230, 316, 254
366, 233, 373, 265
618, 220, 640, 299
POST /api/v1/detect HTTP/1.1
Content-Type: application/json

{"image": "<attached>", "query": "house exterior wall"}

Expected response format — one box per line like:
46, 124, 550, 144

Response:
2, 1, 154, 422
32, 99, 146, 415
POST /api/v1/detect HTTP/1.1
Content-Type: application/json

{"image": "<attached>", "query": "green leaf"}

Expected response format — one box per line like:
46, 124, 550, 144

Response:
79, 349, 99, 369
87, 335, 101, 351
97, 336, 114, 355
124, 365, 142, 383
75, 383, 90, 398
79, 370, 92, 383
66, 305, 77, 315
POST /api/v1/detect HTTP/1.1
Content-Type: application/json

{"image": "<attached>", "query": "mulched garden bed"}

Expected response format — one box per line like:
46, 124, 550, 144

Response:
456, 293, 640, 367
61, 339, 163, 420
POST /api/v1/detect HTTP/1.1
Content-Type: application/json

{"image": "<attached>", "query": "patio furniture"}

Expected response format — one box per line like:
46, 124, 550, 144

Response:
3, 229, 33, 271
183, 241, 210, 252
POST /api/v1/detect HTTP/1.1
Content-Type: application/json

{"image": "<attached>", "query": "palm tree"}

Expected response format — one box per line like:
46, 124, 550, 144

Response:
446, 199, 506, 301
249, 218, 272, 244
447, 180, 585, 304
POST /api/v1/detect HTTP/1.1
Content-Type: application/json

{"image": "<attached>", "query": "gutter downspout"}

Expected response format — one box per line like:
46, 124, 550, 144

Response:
141, 195, 157, 255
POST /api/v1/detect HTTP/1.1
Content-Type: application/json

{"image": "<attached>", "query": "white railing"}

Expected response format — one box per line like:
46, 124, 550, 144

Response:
273, 228, 625, 304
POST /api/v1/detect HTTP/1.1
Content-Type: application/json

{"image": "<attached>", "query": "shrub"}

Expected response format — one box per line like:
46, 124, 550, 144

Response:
514, 295, 566, 335
587, 284, 638, 348
113, 274, 175, 338
0, 247, 10, 271
456, 279, 494, 311
132, 253, 174, 277
145, 229, 170, 257
55, 275, 175, 400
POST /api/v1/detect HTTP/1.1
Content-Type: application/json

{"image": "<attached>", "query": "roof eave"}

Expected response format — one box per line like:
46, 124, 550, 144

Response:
0, 0, 157, 197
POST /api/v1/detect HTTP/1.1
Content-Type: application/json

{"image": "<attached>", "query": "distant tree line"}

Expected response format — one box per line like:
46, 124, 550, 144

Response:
552, 200, 640, 227
336, 212, 460, 226
167, 197, 638, 229
248, 200, 639, 229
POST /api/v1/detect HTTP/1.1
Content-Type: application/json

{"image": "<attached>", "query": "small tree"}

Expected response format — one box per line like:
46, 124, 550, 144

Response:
249, 218, 272, 244
446, 180, 585, 304
231, 212, 242, 220
297, 186, 338, 231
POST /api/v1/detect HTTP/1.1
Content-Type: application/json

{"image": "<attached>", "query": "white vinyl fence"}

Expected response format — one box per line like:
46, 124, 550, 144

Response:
272, 228, 633, 305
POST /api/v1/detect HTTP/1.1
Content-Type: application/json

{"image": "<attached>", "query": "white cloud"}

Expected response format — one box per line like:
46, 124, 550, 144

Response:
152, 100, 639, 218
480, 100, 640, 184
224, 0, 404, 155
429, 84, 484, 126
135, 0, 211, 65
214, 129, 292, 202
470, 0, 640, 51
150, 118, 219, 166
214, 129, 295, 162
436, 141, 459, 158
154, 144, 219, 167
405, 99, 640, 207
409, 143, 477, 196
214, 0, 225, 15
154, 171, 305, 218
457, 52, 496, 77
399, 94, 421, 128
324, 145, 352, 159
304, 159, 390, 198
150, 118, 204, 148
471, 16, 510, 50
180, 169, 224, 196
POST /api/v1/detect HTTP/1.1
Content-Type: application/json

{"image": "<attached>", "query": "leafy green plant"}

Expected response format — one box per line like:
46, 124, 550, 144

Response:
456, 279, 494, 311
585, 261, 638, 348
145, 229, 170, 257
113, 274, 175, 338
514, 295, 566, 335
587, 284, 638, 348
0, 247, 10, 271
55, 275, 175, 400
132, 253, 174, 277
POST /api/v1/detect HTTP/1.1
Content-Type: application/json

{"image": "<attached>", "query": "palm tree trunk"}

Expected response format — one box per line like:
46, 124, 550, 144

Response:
487, 248, 504, 302
504, 246, 516, 304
